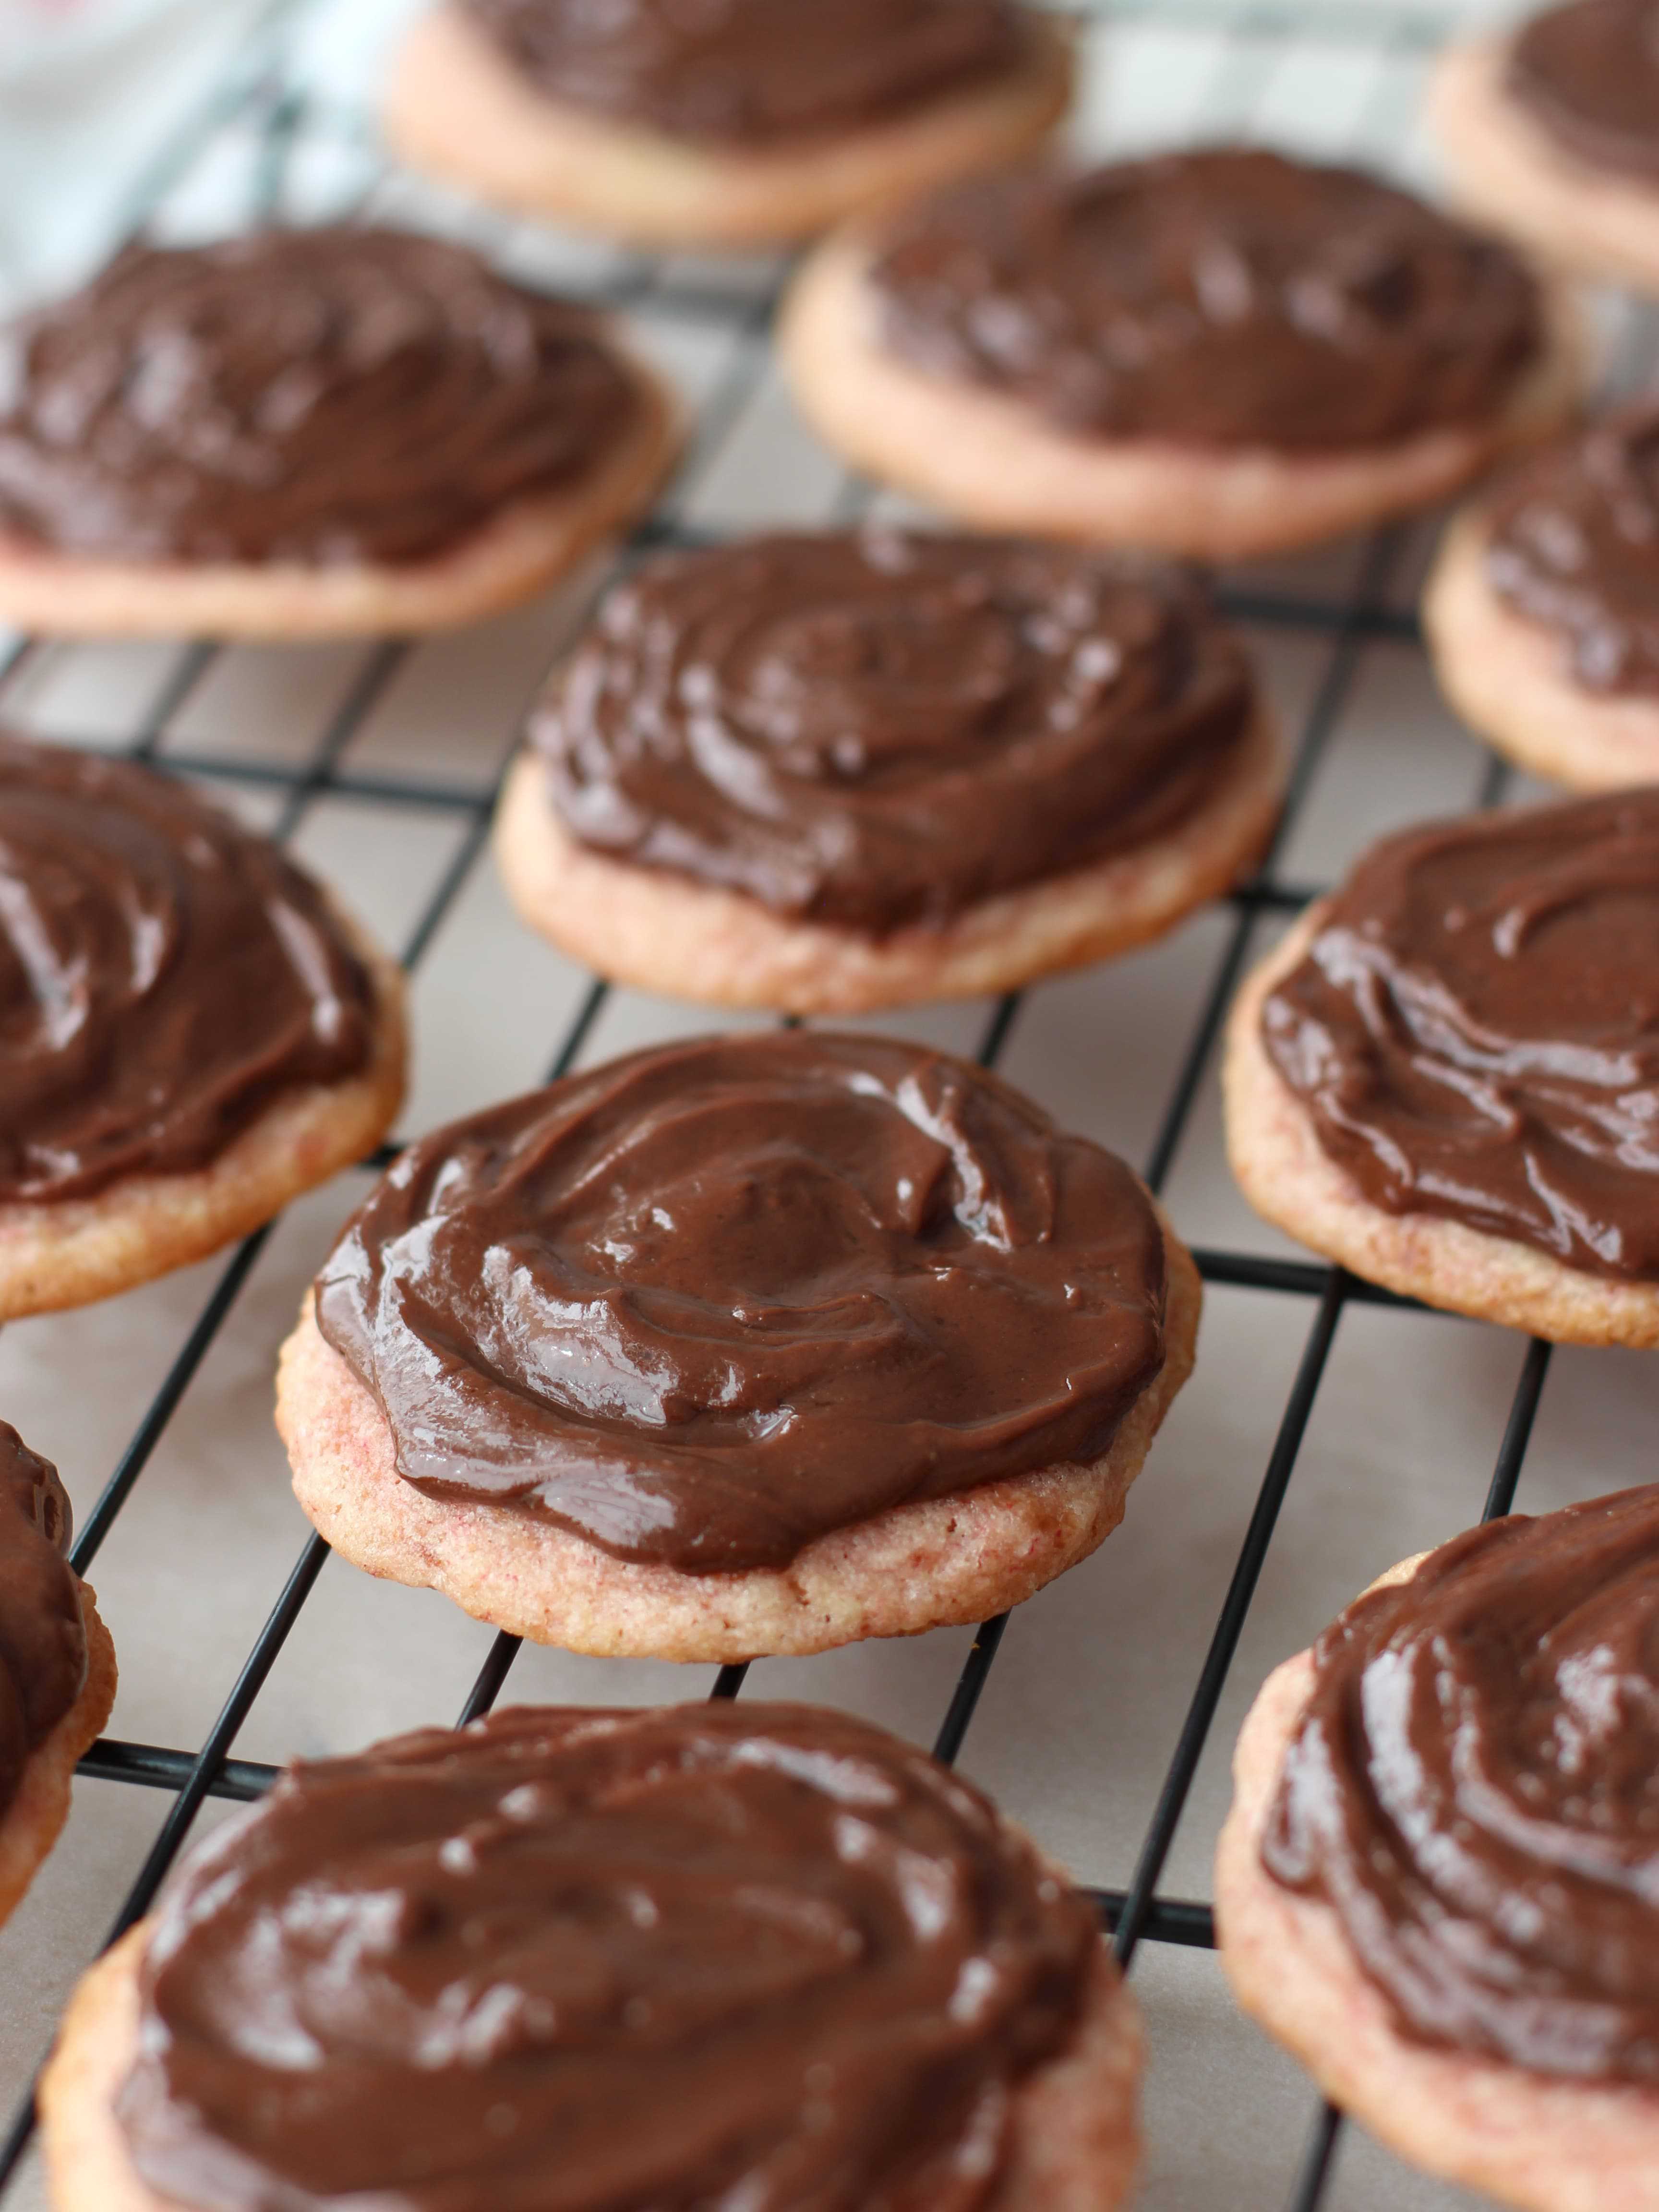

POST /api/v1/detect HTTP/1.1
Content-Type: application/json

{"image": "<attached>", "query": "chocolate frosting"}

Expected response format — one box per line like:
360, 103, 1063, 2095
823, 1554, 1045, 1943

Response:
0, 228, 639, 566
1261, 792, 1659, 1280
314, 1031, 1168, 1573
537, 530, 1256, 931
460, 0, 1029, 144
0, 733, 377, 1204
870, 149, 1541, 451
120, 1701, 1096, 2212
0, 1424, 85, 1823
1508, 0, 1659, 180
1264, 1487, 1659, 2080
1486, 399, 1659, 695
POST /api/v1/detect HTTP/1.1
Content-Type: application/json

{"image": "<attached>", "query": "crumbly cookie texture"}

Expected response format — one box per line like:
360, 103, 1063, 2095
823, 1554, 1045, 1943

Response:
42, 1896, 1138, 2212
382, 4, 1073, 250
494, 709, 1282, 1012
1217, 1551, 1659, 2212
779, 230, 1582, 561
1432, 35, 1659, 297
276, 1220, 1198, 1662
0, 1584, 115, 1930
1425, 506, 1659, 790
1224, 908, 1659, 1346
0, 367, 678, 640
0, 919, 407, 1322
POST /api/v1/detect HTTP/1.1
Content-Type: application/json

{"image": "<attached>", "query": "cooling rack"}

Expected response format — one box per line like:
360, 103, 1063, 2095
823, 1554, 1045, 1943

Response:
0, 2, 1651, 2207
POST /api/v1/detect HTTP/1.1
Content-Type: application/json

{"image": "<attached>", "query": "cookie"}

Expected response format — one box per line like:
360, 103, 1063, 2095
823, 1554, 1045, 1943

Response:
0, 734, 405, 1318
781, 150, 1580, 561
1223, 794, 1659, 1345
383, 0, 1073, 250
1426, 403, 1659, 789
42, 1703, 1141, 2212
0, 1427, 117, 1930
495, 530, 1282, 1011
0, 227, 678, 639
1433, 1, 1659, 297
1217, 1489, 1659, 2212
277, 1032, 1199, 1661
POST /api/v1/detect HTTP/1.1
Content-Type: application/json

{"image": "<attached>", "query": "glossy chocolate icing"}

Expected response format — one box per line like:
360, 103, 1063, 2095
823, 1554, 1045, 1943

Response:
0, 733, 376, 1203
870, 149, 1541, 451
118, 1701, 1097, 2212
1261, 792, 1659, 1279
1265, 1488, 1659, 2079
461, 0, 1029, 144
1486, 399, 1659, 694
1508, 0, 1659, 180
0, 228, 639, 565
537, 530, 1256, 931
0, 1424, 84, 1823
314, 1031, 1168, 1573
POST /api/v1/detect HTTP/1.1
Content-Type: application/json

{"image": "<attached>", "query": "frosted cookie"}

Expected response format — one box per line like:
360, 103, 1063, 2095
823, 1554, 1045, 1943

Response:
1218, 1488, 1659, 2212
1224, 792, 1659, 1345
781, 149, 1579, 561
1433, 0, 1659, 297
0, 733, 405, 1318
41, 1701, 1140, 2212
277, 1031, 1200, 1661
496, 530, 1282, 1012
0, 1424, 115, 1929
1426, 399, 1659, 789
383, 0, 1073, 251
0, 228, 678, 638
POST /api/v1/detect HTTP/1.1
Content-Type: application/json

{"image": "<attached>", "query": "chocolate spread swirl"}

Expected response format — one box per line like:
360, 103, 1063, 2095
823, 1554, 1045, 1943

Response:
0, 1424, 85, 1825
870, 149, 1542, 450
460, 0, 1029, 144
0, 733, 376, 1203
1261, 792, 1659, 1280
1507, 0, 1659, 181
314, 1031, 1168, 1573
118, 1701, 1098, 2212
537, 530, 1256, 931
1264, 1487, 1659, 2079
1486, 399, 1659, 694
0, 228, 639, 565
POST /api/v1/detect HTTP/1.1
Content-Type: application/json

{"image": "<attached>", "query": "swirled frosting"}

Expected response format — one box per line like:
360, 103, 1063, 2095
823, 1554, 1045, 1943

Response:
0, 733, 377, 1203
460, 0, 1029, 144
118, 1701, 1099, 2212
1264, 1487, 1659, 2079
537, 530, 1256, 931
1261, 792, 1659, 1279
1486, 399, 1659, 694
0, 228, 640, 565
314, 1031, 1168, 1573
0, 1423, 85, 1823
1507, 0, 1659, 180
870, 149, 1541, 450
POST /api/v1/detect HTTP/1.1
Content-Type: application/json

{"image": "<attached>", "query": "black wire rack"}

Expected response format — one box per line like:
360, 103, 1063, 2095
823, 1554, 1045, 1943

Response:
0, 2, 1642, 2205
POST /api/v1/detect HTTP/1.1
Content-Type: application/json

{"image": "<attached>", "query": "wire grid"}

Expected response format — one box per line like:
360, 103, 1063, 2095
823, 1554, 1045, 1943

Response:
0, 2, 1639, 2205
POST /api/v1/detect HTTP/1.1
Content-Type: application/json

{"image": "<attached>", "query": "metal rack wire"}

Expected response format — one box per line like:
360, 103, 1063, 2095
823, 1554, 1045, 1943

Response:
0, 2, 1623, 2205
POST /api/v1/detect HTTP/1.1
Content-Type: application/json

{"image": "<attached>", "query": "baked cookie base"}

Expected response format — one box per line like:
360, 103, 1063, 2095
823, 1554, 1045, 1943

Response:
779, 232, 1582, 561
276, 1220, 1200, 1663
0, 1585, 116, 1931
1223, 909, 1659, 1346
1216, 1552, 1659, 2212
494, 709, 1283, 1012
1424, 507, 1659, 790
0, 370, 679, 639
383, 5, 1073, 250
1432, 36, 1659, 297
42, 1914, 1138, 2212
0, 921, 407, 1321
